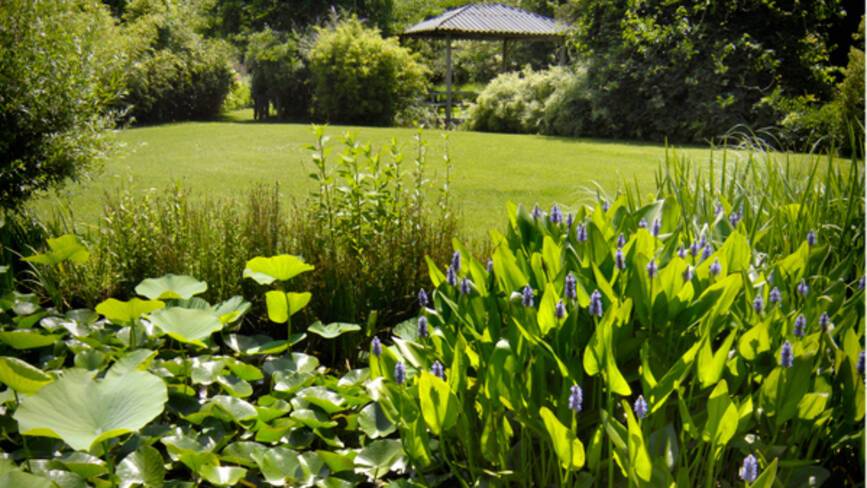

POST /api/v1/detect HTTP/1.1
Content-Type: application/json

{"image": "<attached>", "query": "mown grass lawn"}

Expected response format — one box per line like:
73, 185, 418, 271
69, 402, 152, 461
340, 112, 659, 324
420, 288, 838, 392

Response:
32, 109, 764, 234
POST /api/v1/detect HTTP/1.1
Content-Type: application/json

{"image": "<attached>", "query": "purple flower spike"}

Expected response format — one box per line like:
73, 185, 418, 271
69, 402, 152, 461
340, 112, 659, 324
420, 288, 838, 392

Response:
740, 455, 758, 483
794, 314, 806, 337
576, 224, 588, 243
646, 259, 657, 278
460, 277, 472, 295
417, 316, 429, 338
618, 233, 627, 248
769, 287, 781, 305
689, 241, 700, 257
819, 312, 830, 330
797, 280, 809, 297
522, 285, 534, 308
446, 265, 457, 286
633, 395, 648, 419
701, 244, 713, 261
615, 249, 626, 270
555, 300, 566, 319
781, 340, 794, 368
568, 384, 583, 413
729, 211, 741, 227
431, 360, 445, 379
682, 265, 693, 282
418, 289, 429, 308
589, 290, 603, 317
753, 295, 764, 314
677, 246, 687, 259
857, 351, 865, 375
566, 213, 574, 228
715, 202, 724, 215
550, 204, 563, 224
487, 258, 494, 273
638, 218, 648, 229
806, 230, 816, 246
699, 235, 707, 248
565, 273, 577, 300
859, 275, 865, 290
371, 337, 382, 357
394, 361, 406, 385
532, 205, 543, 219
601, 200, 610, 212
709, 258, 722, 276
451, 251, 461, 273
651, 218, 661, 237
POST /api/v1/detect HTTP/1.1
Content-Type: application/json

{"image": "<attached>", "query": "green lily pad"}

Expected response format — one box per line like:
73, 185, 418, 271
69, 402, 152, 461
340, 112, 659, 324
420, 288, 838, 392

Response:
117, 446, 165, 488
250, 446, 305, 485
354, 439, 405, 480
221, 442, 266, 468
224, 334, 296, 356
308, 322, 362, 339
0, 330, 63, 350
358, 402, 396, 439
148, 307, 223, 348
197, 465, 247, 487
0, 356, 53, 394
0, 471, 54, 488
14, 368, 168, 451
296, 386, 346, 414
96, 298, 165, 324
217, 375, 253, 398
243, 255, 314, 285
22, 234, 89, 266
135, 275, 208, 300
58, 452, 108, 479
265, 291, 312, 324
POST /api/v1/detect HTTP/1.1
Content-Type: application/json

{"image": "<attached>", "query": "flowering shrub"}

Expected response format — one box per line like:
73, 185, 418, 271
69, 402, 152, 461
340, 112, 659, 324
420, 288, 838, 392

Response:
373, 196, 864, 485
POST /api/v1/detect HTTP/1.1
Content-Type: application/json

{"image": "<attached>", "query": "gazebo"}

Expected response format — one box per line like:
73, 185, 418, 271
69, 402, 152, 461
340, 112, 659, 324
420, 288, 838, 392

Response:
401, 3, 568, 125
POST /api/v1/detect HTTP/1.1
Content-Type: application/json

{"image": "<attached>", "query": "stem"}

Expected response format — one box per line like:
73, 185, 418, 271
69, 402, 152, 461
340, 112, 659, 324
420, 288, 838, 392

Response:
607, 384, 614, 488
704, 447, 716, 488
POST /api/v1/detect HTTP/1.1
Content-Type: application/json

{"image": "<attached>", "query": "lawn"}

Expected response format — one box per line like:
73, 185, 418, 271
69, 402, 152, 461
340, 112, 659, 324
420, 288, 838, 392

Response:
34, 109, 754, 234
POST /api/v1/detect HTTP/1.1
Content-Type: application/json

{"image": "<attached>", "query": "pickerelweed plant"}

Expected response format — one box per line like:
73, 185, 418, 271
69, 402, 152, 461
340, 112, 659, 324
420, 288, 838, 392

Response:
0, 242, 418, 486
372, 194, 864, 486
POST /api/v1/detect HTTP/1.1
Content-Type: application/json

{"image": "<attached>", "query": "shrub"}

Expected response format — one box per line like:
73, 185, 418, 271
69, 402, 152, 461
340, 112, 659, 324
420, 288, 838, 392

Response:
245, 28, 311, 120
308, 17, 430, 125
468, 66, 591, 135
122, 0, 234, 123
0, 0, 125, 210
221, 70, 252, 112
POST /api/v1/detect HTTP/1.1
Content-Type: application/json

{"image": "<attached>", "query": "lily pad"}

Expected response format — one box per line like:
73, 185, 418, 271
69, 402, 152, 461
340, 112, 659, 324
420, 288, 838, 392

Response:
148, 307, 223, 347
0, 330, 63, 350
224, 334, 298, 356
96, 298, 165, 324
135, 275, 208, 300
354, 440, 405, 480
22, 234, 89, 266
308, 322, 362, 339
243, 255, 314, 285
358, 402, 396, 439
198, 465, 247, 487
14, 368, 168, 451
117, 446, 165, 488
0, 356, 53, 394
265, 291, 312, 324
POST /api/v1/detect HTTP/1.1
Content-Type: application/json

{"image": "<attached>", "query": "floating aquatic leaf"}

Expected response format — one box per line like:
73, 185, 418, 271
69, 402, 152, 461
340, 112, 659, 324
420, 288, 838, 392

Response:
244, 255, 315, 285
15, 368, 167, 451
148, 307, 223, 347
135, 274, 207, 300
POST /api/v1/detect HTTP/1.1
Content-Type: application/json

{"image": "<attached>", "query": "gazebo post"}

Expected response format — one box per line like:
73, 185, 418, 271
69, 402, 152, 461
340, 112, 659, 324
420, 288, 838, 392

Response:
501, 39, 509, 72
445, 34, 453, 126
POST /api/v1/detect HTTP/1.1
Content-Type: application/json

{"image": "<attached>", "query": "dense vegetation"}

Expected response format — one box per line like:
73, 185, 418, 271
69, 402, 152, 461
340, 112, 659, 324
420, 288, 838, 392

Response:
0, 134, 862, 485
0, 0, 125, 209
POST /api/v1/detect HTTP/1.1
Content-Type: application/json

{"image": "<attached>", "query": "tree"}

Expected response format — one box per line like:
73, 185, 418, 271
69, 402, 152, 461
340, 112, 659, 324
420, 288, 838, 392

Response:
0, 0, 126, 210
562, 0, 845, 143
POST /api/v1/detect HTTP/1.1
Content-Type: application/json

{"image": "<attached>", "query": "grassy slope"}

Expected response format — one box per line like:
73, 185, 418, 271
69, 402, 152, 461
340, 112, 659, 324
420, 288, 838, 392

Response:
34, 109, 733, 234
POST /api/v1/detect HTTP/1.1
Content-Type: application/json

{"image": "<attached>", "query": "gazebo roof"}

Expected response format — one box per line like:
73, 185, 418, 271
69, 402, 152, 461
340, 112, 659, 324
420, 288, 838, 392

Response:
401, 3, 568, 41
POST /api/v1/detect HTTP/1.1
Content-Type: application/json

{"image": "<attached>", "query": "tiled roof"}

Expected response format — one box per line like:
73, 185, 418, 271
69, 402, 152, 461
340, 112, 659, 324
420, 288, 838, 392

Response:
402, 3, 568, 40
